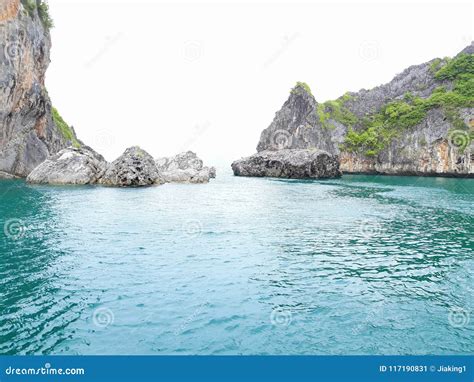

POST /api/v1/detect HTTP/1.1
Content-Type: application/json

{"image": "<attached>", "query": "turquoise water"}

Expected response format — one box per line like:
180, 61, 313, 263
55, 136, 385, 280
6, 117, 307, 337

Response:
0, 170, 473, 355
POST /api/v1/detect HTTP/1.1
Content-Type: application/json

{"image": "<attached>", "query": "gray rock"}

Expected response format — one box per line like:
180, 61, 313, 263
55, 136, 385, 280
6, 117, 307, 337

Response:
252, 44, 473, 177
26, 146, 107, 185
0, 170, 20, 179
256, 83, 346, 155
0, 1, 79, 177
99, 146, 161, 187
156, 151, 216, 183
25, 147, 217, 187
232, 149, 341, 179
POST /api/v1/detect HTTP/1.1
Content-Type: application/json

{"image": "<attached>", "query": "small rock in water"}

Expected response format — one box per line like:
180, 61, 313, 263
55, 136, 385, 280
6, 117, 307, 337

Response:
156, 151, 216, 183
99, 146, 162, 187
231, 149, 341, 179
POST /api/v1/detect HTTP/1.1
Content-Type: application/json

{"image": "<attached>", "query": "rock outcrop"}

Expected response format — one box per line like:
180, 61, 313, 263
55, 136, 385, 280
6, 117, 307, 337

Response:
0, 2, 217, 186
156, 151, 216, 183
99, 146, 162, 187
243, 45, 474, 178
25, 146, 217, 187
0, 0, 79, 177
26, 146, 107, 185
232, 149, 341, 178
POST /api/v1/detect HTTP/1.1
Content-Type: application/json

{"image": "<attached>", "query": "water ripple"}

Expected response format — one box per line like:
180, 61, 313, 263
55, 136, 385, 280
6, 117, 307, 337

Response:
0, 173, 472, 355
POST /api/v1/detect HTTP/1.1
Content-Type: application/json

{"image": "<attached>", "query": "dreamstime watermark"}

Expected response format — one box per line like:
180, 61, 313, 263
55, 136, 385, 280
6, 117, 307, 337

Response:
183, 41, 203, 62
447, 129, 471, 150
270, 129, 293, 150
3, 219, 26, 240
178, 121, 211, 152
4, 363, 85, 376
92, 307, 115, 328
460, 35, 472, 46
174, 303, 207, 335
448, 307, 470, 328
3, 220, 59, 241
90, 128, 116, 152
85, 33, 122, 68
182, 219, 203, 239
263, 33, 300, 69
1, 41, 23, 64
358, 219, 384, 239
358, 41, 380, 62
352, 301, 386, 335
270, 307, 292, 327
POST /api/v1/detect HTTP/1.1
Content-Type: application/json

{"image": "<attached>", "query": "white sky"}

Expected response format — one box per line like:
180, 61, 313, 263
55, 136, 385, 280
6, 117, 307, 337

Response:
46, 0, 473, 164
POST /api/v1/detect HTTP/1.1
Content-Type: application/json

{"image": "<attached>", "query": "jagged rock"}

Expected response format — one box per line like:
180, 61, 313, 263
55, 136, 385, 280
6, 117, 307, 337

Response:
26, 146, 107, 185
0, 1, 79, 177
253, 45, 474, 177
156, 151, 216, 183
99, 146, 161, 187
232, 149, 341, 179
25, 147, 217, 187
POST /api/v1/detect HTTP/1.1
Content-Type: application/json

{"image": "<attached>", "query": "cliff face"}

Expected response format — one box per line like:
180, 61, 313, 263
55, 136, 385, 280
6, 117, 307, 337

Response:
0, 0, 78, 177
256, 45, 474, 177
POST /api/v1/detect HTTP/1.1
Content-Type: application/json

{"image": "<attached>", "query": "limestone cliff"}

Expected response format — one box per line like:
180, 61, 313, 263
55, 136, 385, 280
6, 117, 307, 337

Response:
255, 45, 473, 177
0, 0, 79, 177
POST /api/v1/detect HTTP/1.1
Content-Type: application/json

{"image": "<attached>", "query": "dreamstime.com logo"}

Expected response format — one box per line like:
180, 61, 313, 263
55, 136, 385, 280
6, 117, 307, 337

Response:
270, 307, 292, 327
183, 41, 203, 62
90, 128, 116, 152
263, 32, 300, 69
4, 363, 85, 376
447, 129, 472, 150
174, 303, 207, 336
0, 41, 23, 66
448, 307, 470, 328
4, 41, 23, 60
359, 40, 380, 61
358, 219, 385, 239
182, 219, 203, 239
3, 219, 58, 241
270, 129, 293, 150
92, 307, 115, 328
3, 218, 26, 240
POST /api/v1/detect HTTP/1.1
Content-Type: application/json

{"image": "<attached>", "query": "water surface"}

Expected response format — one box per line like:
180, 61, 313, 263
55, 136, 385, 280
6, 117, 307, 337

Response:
0, 171, 472, 355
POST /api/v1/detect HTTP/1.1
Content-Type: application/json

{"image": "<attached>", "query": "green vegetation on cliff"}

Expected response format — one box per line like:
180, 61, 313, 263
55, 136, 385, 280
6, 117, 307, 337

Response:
435, 53, 474, 81
317, 93, 358, 130
291, 82, 313, 97
52, 107, 80, 148
342, 53, 474, 156
21, 0, 54, 30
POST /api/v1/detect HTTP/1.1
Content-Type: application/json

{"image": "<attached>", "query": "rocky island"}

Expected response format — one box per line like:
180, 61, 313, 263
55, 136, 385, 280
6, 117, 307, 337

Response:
0, 1, 215, 186
26, 146, 216, 186
2, 1, 472, 183
233, 45, 473, 178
